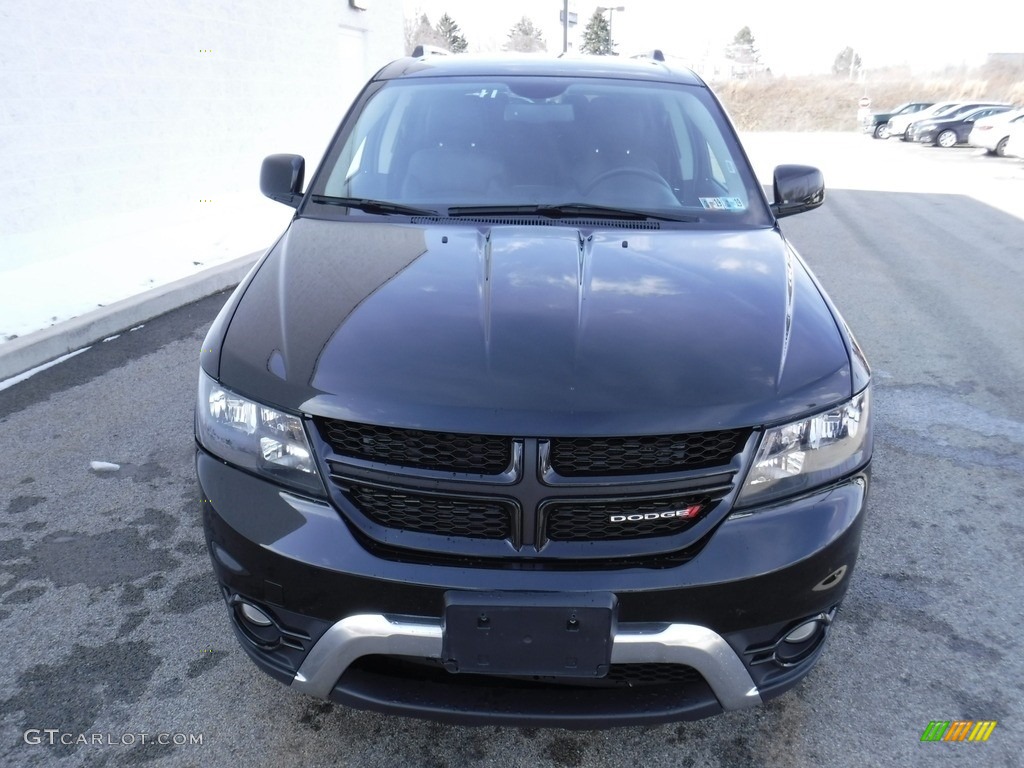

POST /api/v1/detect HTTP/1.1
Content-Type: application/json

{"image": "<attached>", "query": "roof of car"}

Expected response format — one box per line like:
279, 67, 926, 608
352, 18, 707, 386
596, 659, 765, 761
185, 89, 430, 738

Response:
373, 52, 707, 87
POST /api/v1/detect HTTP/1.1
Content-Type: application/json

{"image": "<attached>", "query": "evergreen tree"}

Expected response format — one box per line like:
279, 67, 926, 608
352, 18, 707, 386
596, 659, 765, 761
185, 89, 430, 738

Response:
505, 16, 546, 53
832, 46, 862, 78
436, 13, 468, 53
580, 11, 613, 56
725, 26, 762, 76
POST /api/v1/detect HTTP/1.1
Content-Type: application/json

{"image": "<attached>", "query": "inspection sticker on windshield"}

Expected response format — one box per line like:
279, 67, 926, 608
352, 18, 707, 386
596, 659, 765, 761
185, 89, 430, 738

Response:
699, 197, 745, 210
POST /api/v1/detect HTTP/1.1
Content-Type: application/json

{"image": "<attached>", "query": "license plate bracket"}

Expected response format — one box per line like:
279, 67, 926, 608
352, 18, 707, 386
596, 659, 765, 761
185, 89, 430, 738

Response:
442, 591, 616, 678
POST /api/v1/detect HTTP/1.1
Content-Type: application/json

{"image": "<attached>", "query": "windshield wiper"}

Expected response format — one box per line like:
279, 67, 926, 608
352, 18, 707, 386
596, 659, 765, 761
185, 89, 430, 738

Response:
446, 203, 701, 223
309, 195, 438, 216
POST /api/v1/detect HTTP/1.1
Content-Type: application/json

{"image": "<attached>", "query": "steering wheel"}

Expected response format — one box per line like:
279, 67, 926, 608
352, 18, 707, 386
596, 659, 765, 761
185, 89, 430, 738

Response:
583, 167, 674, 196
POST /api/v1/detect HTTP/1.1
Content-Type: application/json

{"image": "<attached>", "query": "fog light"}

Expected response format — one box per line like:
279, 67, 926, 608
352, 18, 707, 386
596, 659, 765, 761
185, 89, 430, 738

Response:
783, 620, 819, 644
239, 602, 273, 627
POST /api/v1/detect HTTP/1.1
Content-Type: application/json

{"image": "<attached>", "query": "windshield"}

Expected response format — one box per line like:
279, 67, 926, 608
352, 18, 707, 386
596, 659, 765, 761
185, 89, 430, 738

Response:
311, 75, 771, 226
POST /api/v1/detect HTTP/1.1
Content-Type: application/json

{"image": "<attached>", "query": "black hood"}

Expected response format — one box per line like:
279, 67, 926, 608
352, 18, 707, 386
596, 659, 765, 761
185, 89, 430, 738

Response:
218, 217, 851, 434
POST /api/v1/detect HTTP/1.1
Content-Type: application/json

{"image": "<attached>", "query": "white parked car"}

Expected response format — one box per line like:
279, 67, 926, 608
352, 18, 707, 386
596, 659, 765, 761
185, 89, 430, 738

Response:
1004, 119, 1024, 159
968, 108, 1024, 156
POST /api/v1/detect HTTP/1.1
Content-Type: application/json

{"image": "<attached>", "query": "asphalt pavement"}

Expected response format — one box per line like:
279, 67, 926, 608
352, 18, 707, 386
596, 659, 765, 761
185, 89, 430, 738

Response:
1, 135, 1022, 767
0, 252, 261, 384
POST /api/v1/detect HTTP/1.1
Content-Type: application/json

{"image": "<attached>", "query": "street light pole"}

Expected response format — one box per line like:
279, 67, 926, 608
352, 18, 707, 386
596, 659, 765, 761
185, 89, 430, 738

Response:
596, 6, 625, 54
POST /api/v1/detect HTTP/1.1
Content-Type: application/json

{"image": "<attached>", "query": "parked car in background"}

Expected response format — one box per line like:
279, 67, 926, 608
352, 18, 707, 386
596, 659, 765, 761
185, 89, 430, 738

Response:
968, 107, 1024, 156
887, 101, 963, 141
862, 101, 933, 139
912, 105, 1017, 147
905, 102, 1011, 143
1005, 120, 1024, 159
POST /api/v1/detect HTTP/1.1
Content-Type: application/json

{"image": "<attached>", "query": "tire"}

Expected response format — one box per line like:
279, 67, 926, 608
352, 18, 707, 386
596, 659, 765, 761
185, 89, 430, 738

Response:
996, 137, 1009, 157
873, 123, 890, 140
937, 130, 958, 148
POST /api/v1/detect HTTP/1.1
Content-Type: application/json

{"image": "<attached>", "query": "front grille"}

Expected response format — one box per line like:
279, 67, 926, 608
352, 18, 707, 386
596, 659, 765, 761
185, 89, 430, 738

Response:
549, 430, 748, 476
350, 655, 704, 689
346, 484, 514, 540
319, 420, 747, 561
604, 663, 704, 687
318, 419, 512, 474
544, 494, 716, 541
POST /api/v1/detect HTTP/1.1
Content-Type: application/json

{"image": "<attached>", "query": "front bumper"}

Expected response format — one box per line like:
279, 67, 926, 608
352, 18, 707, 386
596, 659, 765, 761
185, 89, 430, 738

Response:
198, 449, 869, 727
294, 615, 763, 725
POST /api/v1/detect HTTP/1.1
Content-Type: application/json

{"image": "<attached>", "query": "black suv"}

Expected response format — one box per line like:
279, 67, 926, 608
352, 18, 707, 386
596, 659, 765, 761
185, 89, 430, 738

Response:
195, 50, 872, 728
861, 101, 933, 139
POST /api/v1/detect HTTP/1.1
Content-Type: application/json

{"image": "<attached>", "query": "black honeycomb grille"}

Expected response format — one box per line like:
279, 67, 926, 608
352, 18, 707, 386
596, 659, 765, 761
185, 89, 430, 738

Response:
481, 663, 704, 688
318, 419, 512, 474
549, 430, 748, 476
346, 484, 513, 540
348, 656, 705, 691
604, 664, 704, 687
544, 495, 716, 541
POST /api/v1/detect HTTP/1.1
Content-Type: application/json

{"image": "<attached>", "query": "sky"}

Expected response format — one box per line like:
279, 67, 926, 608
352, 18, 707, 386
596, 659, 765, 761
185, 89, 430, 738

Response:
404, 1, 1024, 75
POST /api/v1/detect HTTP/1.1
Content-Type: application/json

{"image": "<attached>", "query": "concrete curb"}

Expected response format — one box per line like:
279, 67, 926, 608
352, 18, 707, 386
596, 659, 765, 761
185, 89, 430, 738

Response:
0, 251, 263, 382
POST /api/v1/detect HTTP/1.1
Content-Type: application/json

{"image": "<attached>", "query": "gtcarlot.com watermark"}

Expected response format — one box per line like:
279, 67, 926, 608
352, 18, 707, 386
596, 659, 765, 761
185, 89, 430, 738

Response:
24, 729, 203, 747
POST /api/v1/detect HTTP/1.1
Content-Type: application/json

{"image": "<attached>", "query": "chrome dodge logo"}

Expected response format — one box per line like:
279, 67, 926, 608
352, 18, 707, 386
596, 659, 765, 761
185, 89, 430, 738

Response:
610, 506, 700, 523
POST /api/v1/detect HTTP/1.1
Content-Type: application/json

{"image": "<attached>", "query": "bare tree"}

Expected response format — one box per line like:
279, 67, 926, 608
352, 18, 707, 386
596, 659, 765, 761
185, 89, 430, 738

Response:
404, 13, 446, 55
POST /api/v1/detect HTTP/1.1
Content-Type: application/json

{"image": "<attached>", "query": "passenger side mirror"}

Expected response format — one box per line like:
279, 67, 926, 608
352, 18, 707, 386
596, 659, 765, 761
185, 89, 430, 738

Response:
771, 165, 824, 218
260, 154, 305, 207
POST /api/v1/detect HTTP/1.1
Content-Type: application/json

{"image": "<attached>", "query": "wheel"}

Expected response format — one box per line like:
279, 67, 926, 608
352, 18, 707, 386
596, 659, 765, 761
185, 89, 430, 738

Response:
995, 137, 1009, 157
872, 123, 890, 140
937, 130, 958, 148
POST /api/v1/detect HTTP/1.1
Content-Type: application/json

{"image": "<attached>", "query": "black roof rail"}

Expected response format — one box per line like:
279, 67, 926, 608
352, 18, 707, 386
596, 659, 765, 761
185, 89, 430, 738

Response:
631, 49, 666, 62
411, 44, 450, 58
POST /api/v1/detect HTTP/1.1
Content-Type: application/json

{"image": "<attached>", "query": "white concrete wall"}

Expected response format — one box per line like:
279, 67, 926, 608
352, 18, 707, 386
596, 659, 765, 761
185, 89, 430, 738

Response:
0, 0, 404, 339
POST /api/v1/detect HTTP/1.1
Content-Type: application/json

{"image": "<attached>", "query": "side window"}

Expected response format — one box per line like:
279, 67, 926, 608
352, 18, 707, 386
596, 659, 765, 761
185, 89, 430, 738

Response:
665, 104, 694, 181
707, 144, 726, 185
344, 138, 366, 181
665, 95, 747, 205
324, 89, 409, 197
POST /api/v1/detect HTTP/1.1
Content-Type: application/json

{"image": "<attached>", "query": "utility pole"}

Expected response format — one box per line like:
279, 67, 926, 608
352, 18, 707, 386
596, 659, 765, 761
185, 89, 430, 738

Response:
563, 0, 568, 53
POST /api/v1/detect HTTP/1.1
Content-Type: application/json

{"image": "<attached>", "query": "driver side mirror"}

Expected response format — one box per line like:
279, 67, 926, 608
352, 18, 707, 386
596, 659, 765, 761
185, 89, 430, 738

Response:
260, 154, 305, 208
771, 164, 824, 218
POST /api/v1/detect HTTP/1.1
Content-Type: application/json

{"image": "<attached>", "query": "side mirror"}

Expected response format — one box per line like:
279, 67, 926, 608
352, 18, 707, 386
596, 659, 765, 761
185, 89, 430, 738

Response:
771, 164, 824, 218
260, 154, 305, 207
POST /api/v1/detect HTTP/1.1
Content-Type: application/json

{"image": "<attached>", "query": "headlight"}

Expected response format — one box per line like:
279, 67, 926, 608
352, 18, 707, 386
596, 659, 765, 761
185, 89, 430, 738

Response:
196, 371, 324, 496
736, 388, 871, 507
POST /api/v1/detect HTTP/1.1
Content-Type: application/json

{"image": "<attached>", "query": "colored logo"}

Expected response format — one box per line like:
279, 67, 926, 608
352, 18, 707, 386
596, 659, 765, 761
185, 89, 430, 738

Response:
920, 721, 997, 742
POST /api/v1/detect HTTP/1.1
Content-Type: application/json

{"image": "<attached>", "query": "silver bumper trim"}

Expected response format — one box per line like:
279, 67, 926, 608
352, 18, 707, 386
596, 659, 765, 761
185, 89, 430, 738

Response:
291, 614, 762, 710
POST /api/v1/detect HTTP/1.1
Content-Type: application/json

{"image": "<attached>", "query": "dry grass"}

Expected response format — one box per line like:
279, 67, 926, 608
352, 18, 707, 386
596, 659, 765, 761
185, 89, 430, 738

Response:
712, 65, 1024, 131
